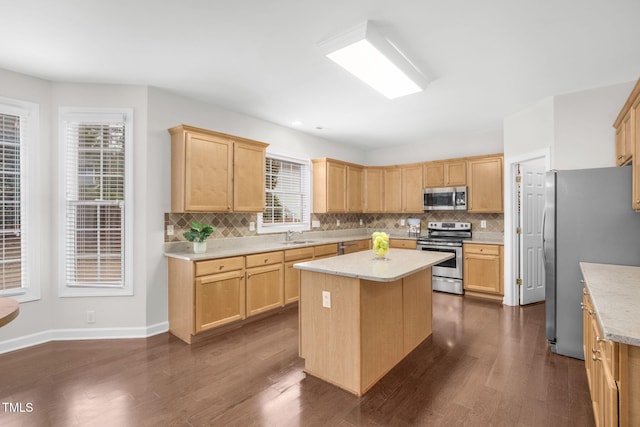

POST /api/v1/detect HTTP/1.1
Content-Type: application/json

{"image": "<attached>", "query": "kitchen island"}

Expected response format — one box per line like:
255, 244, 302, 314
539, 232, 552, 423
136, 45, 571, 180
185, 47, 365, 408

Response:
295, 249, 453, 396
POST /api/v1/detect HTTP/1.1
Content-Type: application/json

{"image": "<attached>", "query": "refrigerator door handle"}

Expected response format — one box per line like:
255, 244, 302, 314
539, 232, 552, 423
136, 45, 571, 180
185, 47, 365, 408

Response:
541, 207, 546, 267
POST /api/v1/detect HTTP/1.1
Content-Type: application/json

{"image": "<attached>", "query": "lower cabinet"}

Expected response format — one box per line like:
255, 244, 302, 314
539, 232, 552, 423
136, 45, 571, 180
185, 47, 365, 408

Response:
463, 243, 503, 300
246, 251, 284, 317
284, 247, 314, 304
390, 238, 417, 249
195, 269, 245, 333
342, 239, 371, 254
583, 286, 640, 427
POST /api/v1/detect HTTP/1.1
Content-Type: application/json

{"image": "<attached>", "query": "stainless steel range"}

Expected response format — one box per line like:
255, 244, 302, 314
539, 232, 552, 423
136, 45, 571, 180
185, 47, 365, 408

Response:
416, 221, 471, 295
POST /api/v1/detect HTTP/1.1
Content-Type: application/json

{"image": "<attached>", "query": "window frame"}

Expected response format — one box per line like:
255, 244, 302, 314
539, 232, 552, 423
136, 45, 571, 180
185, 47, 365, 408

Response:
58, 107, 134, 297
257, 152, 311, 235
0, 97, 41, 303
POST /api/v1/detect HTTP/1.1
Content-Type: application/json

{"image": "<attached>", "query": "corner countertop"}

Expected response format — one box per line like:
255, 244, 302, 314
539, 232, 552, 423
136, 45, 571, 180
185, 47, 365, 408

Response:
580, 262, 640, 346
465, 232, 504, 245
294, 249, 453, 282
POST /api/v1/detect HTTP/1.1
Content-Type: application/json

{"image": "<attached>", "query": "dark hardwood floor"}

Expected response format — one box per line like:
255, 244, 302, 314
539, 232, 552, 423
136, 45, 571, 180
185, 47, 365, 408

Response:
0, 292, 594, 426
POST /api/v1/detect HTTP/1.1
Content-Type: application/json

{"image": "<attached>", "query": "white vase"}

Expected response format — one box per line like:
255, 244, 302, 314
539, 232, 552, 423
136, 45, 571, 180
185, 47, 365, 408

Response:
193, 241, 207, 254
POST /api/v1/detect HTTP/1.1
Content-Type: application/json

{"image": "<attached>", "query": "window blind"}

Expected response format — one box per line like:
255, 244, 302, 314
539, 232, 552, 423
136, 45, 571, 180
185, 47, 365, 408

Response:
0, 112, 25, 291
64, 119, 126, 288
263, 157, 310, 226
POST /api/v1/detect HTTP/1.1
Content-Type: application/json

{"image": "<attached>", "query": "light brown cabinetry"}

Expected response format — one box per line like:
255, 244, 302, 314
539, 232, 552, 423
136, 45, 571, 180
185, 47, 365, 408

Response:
463, 243, 503, 300
364, 168, 384, 212
347, 165, 364, 212
312, 158, 347, 213
384, 167, 402, 212
245, 251, 284, 317
582, 285, 640, 427
423, 160, 466, 187
169, 125, 267, 213
614, 78, 640, 211
402, 164, 424, 212
390, 239, 417, 249
283, 247, 314, 304
233, 140, 268, 212
313, 243, 339, 259
168, 256, 246, 344
467, 155, 504, 213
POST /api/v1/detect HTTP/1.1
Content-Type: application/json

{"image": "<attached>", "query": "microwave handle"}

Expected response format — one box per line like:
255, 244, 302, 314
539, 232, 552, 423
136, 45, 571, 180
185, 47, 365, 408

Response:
452, 191, 456, 206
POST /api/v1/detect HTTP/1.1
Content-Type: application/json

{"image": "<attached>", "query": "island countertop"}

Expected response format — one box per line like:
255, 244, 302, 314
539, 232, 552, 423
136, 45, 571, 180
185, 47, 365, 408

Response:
580, 262, 640, 346
294, 249, 453, 282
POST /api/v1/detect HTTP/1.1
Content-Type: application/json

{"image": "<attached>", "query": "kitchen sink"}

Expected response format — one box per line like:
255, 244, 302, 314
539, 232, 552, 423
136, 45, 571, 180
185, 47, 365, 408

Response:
280, 240, 318, 246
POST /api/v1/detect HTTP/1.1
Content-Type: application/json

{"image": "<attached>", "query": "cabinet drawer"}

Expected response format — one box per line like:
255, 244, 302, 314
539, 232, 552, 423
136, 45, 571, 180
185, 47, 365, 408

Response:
284, 247, 314, 262
390, 239, 417, 249
195, 256, 244, 276
314, 243, 338, 258
245, 251, 284, 268
464, 243, 500, 255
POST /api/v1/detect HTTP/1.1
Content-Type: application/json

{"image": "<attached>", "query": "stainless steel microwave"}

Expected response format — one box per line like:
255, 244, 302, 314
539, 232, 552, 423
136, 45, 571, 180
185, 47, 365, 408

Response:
423, 186, 467, 211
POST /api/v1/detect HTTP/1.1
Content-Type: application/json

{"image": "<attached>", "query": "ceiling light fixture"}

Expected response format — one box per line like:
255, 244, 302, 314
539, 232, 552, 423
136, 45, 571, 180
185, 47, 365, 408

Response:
317, 21, 428, 100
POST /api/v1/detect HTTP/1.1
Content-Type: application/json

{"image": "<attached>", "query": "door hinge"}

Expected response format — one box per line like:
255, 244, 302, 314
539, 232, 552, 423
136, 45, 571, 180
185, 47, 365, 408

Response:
516, 227, 522, 234
515, 175, 522, 183
516, 278, 523, 286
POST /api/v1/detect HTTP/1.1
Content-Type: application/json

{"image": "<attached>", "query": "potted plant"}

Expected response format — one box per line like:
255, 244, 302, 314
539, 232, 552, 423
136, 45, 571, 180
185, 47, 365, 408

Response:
183, 221, 215, 253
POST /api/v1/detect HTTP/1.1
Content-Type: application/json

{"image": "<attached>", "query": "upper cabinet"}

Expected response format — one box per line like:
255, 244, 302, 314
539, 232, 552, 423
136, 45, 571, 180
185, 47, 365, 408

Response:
613, 77, 640, 211
423, 160, 466, 188
312, 158, 355, 213
383, 167, 402, 212
169, 125, 267, 213
364, 167, 384, 212
347, 164, 363, 212
467, 155, 503, 213
401, 164, 424, 213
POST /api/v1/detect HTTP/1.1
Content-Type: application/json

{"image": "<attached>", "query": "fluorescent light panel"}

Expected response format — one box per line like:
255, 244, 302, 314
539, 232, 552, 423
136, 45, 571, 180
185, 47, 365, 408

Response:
318, 21, 428, 99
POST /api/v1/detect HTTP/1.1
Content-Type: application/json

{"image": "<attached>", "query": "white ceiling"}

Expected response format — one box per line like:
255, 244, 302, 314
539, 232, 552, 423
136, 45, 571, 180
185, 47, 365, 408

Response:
2, 0, 640, 150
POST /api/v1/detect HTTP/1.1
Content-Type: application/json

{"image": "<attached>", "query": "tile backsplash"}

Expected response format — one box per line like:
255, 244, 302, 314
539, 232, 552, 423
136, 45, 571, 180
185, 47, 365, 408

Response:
165, 211, 503, 242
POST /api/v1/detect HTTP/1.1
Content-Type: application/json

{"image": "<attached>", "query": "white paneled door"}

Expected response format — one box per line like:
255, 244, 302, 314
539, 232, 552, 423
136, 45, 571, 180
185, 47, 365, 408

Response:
519, 159, 545, 305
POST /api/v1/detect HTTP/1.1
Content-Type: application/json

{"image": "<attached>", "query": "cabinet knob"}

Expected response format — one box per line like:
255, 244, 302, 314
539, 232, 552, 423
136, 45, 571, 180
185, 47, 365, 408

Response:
580, 302, 585, 310
264, 258, 268, 263
219, 265, 224, 270
592, 354, 601, 362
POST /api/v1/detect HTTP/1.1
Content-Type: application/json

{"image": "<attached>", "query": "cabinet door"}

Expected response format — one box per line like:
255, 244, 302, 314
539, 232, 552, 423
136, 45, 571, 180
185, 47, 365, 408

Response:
246, 264, 284, 316
184, 132, 233, 212
364, 168, 384, 212
195, 270, 245, 333
233, 140, 267, 212
347, 165, 363, 212
463, 245, 501, 294
284, 257, 312, 304
402, 165, 423, 212
423, 162, 444, 187
390, 239, 417, 249
384, 167, 402, 212
445, 160, 467, 186
327, 161, 347, 212
467, 156, 503, 213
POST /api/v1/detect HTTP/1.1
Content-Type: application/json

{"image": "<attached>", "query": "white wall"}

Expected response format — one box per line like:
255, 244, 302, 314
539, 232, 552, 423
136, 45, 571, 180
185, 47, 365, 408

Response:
364, 128, 504, 165
504, 97, 554, 161
554, 81, 634, 170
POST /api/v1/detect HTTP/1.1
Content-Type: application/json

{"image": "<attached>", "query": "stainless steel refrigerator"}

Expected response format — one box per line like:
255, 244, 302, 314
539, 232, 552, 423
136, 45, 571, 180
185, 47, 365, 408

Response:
544, 166, 640, 360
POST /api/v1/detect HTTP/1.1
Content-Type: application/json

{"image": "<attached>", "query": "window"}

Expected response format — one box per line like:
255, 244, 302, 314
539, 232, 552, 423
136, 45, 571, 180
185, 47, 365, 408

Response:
257, 153, 310, 234
59, 108, 133, 297
0, 97, 40, 302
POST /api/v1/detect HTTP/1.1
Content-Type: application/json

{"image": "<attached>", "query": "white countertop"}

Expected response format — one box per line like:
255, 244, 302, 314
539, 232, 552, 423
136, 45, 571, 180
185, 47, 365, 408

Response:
294, 249, 453, 282
580, 262, 640, 346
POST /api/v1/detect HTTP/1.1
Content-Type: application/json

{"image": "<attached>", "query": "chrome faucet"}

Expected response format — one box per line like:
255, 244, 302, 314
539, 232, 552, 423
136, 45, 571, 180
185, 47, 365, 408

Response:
286, 229, 303, 241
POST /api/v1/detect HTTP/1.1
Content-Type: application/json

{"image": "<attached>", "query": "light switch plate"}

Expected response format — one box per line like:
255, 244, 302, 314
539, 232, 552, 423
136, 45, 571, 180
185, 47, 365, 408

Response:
400, 219, 405, 226
312, 220, 320, 228
336, 219, 340, 226
166, 225, 174, 236
480, 220, 487, 228
249, 222, 255, 231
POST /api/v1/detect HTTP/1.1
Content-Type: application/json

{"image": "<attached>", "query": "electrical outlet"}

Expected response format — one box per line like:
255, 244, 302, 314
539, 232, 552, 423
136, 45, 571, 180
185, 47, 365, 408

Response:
400, 219, 405, 226
86, 310, 96, 324
249, 222, 255, 231
312, 220, 320, 228
166, 225, 174, 236
359, 219, 363, 226
480, 220, 487, 228
336, 219, 340, 226
322, 291, 331, 308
